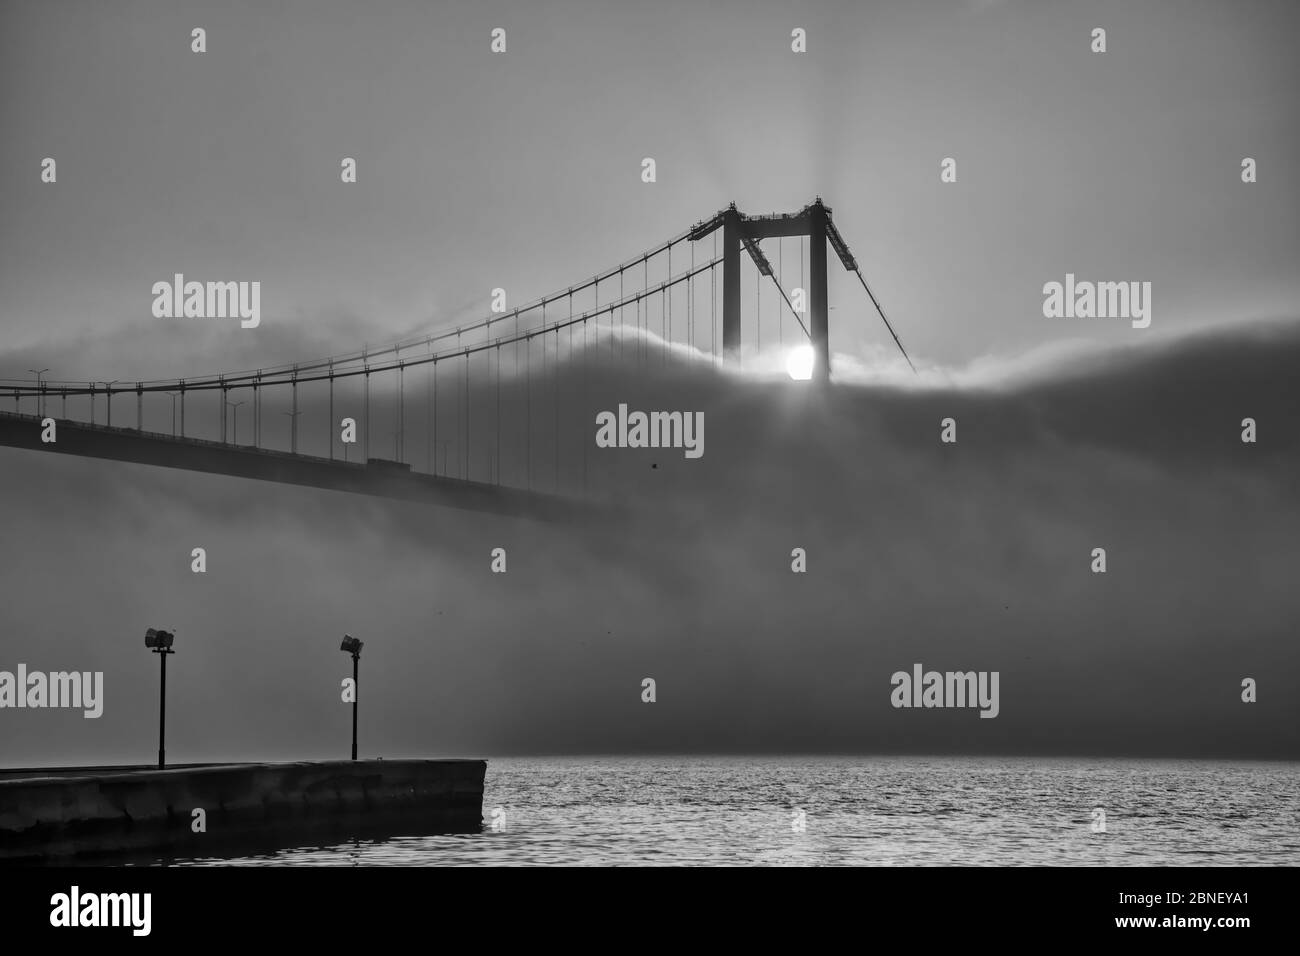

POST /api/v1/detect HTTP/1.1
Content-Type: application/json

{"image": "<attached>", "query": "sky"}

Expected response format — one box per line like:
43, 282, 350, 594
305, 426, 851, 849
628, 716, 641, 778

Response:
0, 0, 1298, 763
1, 0, 1297, 375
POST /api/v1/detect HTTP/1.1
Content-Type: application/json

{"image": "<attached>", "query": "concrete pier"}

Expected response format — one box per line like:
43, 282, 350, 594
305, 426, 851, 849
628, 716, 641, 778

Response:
0, 759, 485, 862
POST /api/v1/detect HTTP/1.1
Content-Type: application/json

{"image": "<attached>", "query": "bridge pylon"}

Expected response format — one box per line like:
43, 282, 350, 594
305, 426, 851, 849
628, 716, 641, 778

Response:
690, 197, 853, 382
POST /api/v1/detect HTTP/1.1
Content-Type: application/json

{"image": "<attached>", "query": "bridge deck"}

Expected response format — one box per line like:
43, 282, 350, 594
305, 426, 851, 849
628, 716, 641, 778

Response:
0, 411, 583, 520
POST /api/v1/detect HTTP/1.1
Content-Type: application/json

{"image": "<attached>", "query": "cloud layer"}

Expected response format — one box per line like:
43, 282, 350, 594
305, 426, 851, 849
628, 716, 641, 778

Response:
1, 316, 1297, 764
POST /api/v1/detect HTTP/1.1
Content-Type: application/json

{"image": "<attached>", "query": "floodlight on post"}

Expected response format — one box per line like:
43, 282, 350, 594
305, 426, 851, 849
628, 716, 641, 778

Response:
144, 628, 176, 768
340, 634, 362, 760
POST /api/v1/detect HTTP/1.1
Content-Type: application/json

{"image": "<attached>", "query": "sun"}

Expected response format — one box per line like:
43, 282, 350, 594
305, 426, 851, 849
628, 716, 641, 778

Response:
785, 345, 814, 380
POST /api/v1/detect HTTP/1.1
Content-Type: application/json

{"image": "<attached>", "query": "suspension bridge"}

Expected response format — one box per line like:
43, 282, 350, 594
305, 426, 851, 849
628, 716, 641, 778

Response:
0, 198, 912, 518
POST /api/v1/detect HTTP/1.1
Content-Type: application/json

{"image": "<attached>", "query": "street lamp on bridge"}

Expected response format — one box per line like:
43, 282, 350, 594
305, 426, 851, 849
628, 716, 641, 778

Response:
226, 400, 246, 445
165, 392, 182, 437
26, 370, 48, 417
282, 409, 302, 454
102, 381, 121, 427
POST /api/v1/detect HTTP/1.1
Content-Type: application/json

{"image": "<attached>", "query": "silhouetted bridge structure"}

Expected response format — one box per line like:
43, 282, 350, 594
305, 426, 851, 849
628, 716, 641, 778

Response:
1, 199, 910, 516
0, 410, 584, 519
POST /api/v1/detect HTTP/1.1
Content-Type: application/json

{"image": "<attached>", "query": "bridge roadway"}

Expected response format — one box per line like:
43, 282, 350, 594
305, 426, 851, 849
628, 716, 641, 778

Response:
0, 410, 583, 521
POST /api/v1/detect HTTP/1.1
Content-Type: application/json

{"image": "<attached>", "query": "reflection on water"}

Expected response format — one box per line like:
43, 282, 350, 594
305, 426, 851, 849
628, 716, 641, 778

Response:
165, 756, 1300, 866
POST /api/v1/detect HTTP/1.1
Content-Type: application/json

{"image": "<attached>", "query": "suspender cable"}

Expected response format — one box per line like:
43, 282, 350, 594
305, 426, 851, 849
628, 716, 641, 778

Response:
462, 333, 469, 480
495, 343, 501, 485
454, 356, 460, 478
582, 313, 587, 495
763, 264, 811, 340
516, 313, 522, 485
526, 333, 532, 490
567, 292, 573, 489
554, 328, 559, 492
540, 313, 546, 480
595, 274, 602, 360
465, 352, 470, 480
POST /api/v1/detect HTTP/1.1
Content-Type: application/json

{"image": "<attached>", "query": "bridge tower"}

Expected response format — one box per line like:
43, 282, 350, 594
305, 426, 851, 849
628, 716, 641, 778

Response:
690, 197, 856, 382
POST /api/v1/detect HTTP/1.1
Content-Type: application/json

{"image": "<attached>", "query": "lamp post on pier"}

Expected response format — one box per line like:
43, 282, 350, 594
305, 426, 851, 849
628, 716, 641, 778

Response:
340, 635, 363, 761
144, 628, 176, 769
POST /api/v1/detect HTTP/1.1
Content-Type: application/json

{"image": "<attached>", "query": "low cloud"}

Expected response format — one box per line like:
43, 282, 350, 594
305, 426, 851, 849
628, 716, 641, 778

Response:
1, 316, 1297, 763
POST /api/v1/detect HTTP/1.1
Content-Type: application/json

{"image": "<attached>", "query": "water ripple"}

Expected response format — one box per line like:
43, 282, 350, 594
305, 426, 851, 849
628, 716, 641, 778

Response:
172, 756, 1300, 866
